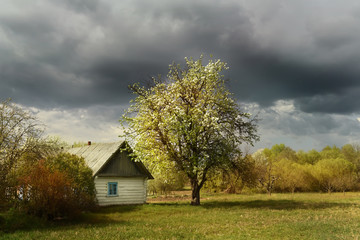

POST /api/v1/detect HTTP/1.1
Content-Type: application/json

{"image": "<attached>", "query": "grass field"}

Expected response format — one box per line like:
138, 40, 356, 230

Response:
1, 192, 360, 240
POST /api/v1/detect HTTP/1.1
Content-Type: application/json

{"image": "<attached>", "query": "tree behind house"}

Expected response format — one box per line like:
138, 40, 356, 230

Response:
0, 99, 44, 206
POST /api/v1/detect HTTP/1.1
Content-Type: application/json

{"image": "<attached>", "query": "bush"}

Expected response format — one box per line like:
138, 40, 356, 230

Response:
16, 153, 96, 220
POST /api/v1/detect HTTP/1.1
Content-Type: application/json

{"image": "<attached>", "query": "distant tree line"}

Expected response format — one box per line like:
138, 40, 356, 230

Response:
204, 144, 360, 195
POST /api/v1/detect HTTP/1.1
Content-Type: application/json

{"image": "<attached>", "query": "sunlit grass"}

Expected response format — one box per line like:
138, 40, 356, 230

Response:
1, 192, 360, 239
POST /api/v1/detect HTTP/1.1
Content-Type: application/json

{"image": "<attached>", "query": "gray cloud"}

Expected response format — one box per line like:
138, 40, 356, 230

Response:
230, 53, 360, 111
1, 0, 360, 148
28, 104, 125, 143
245, 101, 360, 150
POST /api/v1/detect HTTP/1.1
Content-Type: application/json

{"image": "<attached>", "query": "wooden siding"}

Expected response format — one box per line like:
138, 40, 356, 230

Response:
95, 177, 147, 206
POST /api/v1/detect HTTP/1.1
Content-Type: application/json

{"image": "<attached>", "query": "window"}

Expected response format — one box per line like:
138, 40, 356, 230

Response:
108, 182, 118, 196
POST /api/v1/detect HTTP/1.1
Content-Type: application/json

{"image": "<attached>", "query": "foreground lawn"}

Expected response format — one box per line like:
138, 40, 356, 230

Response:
1, 192, 360, 239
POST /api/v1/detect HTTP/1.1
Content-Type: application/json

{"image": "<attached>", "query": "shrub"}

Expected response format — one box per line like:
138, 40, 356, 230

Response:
16, 153, 96, 220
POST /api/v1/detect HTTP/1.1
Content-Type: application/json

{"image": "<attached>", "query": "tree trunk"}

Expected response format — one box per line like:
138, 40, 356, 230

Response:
190, 179, 200, 206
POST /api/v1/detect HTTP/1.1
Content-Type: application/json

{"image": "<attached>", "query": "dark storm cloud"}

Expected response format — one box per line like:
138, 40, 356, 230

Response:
229, 52, 360, 112
0, 0, 255, 109
296, 87, 360, 114
1, 0, 360, 115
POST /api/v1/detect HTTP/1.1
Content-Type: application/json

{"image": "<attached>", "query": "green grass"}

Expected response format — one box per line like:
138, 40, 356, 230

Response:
1, 192, 360, 239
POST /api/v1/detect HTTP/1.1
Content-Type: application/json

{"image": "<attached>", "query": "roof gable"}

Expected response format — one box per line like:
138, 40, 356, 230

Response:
67, 141, 153, 179
97, 149, 143, 177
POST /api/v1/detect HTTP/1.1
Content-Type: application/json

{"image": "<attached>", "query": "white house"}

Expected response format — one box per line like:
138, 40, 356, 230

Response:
68, 141, 153, 206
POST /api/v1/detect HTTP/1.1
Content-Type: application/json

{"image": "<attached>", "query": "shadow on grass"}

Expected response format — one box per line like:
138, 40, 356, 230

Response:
0, 204, 142, 234
200, 199, 353, 210
1, 199, 355, 234
92, 204, 142, 214
72, 204, 142, 224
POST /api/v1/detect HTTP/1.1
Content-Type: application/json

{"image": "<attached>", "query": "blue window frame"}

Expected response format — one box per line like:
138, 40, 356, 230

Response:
108, 182, 118, 196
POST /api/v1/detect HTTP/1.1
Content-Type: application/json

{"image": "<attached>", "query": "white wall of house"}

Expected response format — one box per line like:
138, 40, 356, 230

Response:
95, 177, 148, 206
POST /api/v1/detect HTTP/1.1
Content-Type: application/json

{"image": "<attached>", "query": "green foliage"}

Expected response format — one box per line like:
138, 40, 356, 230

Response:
47, 153, 96, 203
15, 153, 96, 220
122, 56, 259, 205
204, 154, 258, 193
313, 158, 355, 193
148, 170, 187, 195
320, 145, 342, 159
183, 143, 360, 195
253, 148, 279, 195
274, 159, 316, 193
248, 144, 360, 194
341, 144, 360, 178
296, 149, 321, 164
145, 150, 188, 196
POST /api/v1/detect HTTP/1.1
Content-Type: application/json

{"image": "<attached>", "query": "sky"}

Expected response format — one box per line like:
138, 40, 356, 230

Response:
1, 0, 360, 151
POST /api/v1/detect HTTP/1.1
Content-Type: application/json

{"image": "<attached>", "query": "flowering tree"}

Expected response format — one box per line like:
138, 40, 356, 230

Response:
122, 56, 259, 205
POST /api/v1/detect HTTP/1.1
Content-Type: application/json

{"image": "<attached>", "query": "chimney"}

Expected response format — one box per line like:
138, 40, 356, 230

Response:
88, 141, 91, 146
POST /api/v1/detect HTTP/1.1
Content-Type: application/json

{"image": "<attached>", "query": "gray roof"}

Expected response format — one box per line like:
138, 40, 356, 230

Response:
68, 142, 121, 176
67, 141, 154, 179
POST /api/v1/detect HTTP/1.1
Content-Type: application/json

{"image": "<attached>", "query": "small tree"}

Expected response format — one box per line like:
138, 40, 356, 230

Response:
342, 144, 360, 180
122, 56, 258, 205
274, 159, 314, 193
253, 149, 279, 195
313, 158, 355, 193
17, 159, 73, 219
0, 99, 44, 205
